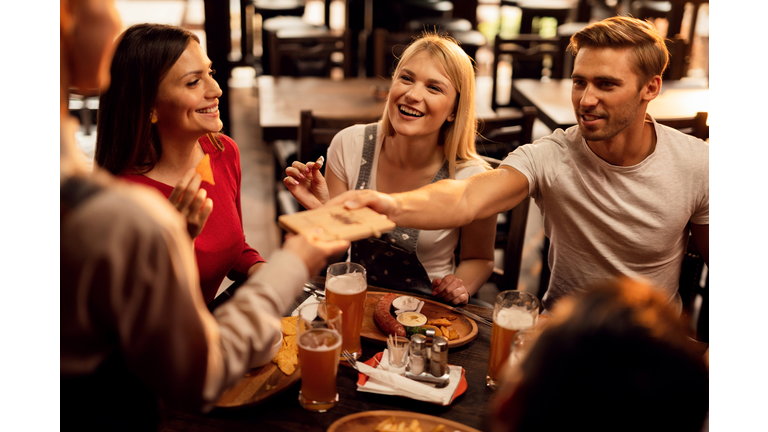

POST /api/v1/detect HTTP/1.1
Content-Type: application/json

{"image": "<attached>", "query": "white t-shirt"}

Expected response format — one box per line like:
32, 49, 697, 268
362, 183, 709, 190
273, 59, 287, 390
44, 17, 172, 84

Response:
327, 122, 488, 282
502, 115, 709, 313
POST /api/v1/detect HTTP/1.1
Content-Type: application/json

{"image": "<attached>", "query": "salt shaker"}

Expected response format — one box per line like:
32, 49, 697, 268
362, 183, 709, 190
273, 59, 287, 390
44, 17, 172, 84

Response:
409, 334, 428, 375
430, 336, 449, 377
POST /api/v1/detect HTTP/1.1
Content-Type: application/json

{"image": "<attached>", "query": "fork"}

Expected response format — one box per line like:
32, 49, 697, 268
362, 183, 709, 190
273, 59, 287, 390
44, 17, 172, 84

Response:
341, 350, 358, 370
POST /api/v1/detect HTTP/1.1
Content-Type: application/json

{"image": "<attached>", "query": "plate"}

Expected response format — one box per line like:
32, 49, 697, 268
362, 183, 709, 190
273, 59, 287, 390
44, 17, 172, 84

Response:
361, 292, 478, 348
214, 359, 300, 408
327, 410, 482, 432
356, 352, 467, 405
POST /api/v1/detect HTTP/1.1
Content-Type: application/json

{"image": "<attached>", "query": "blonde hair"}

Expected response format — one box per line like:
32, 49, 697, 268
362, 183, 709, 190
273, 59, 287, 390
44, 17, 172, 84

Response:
568, 16, 669, 88
381, 32, 489, 177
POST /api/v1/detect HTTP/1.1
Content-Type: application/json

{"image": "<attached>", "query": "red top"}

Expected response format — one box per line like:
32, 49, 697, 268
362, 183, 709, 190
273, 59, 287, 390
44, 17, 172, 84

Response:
120, 134, 265, 303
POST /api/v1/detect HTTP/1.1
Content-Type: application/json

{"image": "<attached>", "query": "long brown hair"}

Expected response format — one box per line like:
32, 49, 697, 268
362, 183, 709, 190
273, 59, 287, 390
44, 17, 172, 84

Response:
95, 23, 222, 175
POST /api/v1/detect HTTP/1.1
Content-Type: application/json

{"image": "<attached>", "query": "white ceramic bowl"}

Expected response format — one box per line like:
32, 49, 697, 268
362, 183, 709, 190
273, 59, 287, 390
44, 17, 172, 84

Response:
253, 331, 283, 368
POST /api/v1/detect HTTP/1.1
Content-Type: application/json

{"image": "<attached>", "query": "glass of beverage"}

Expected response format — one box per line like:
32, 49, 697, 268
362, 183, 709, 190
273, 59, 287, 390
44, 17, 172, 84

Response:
296, 301, 343, 412
325, 262, 368, 359
486, 290, 539, 390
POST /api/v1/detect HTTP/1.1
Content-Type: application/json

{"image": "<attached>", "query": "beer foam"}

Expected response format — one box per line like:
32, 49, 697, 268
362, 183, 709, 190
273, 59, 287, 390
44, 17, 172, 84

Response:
326, 272, 367, 295
298, 329, 342, 351
495, 308, 535, 330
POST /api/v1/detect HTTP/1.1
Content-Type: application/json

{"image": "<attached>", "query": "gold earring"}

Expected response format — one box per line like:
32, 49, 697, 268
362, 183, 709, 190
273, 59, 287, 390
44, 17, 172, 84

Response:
151, 115, 158, 124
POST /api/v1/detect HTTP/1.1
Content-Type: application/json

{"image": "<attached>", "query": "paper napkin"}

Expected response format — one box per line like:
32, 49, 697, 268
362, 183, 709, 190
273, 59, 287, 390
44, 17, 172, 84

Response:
356, 349, 464, 406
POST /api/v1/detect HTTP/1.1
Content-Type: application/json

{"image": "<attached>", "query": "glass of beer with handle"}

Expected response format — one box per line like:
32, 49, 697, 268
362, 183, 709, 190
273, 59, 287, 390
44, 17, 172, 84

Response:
486, 290, 539, 390
296, 301, 343, 412
325, 262, 367, 359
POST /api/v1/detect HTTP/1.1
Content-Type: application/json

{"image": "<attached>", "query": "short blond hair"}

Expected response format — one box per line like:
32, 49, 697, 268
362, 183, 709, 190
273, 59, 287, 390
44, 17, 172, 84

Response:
569, 16, 669, 88
381, 32, 488, 177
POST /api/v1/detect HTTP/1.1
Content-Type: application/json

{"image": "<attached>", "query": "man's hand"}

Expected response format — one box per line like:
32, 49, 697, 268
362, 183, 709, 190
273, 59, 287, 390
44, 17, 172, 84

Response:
326, 189, 399, 219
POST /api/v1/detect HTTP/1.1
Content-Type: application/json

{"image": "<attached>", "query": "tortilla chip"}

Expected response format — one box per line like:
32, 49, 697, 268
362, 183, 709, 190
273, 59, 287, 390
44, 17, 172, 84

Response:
428, 318, 452, 327
281, 316, 298, 336
440, 326, 450, 338
275, 353, 296, 375
272, 334, 299, 375
195, 153, 215, 185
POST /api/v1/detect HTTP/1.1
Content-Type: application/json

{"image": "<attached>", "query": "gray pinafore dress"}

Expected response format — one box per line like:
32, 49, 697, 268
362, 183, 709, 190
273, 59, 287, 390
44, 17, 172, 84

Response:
350, 124, 450, 296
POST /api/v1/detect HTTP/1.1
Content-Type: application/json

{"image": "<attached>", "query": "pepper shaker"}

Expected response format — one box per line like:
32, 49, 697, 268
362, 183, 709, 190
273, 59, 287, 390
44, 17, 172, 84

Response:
409, 334, 428, 375
430, 336, 449, 377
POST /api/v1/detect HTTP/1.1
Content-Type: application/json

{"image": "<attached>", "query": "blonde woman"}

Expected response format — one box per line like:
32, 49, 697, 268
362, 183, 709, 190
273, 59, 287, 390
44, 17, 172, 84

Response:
285, 33, 495, 305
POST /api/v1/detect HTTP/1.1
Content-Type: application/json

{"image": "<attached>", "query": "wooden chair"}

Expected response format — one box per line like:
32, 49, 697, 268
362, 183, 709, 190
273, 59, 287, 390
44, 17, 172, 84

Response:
268, 27, 352, 78
405, 18, 487, 65
482, 155, 532, 292
491, 33, 569, 110
297, 110, 382, 163
373, 28, 415, 78
632, 0, 709, 79
476, 107, 538, 160
677, 235, 708, 342
516, 0, 577, 35
657, 111, 709, 140
239, 0, 305, 67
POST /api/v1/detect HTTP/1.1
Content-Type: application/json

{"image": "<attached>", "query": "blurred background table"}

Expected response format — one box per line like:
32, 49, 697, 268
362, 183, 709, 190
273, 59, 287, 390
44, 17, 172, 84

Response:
258, 76, 390, 141
510, 78, 709, 131
258, 75, 499, 142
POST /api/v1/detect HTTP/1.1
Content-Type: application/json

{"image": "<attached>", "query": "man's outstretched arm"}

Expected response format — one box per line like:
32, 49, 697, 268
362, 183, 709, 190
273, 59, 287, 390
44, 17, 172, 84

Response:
327, 165, 530, 230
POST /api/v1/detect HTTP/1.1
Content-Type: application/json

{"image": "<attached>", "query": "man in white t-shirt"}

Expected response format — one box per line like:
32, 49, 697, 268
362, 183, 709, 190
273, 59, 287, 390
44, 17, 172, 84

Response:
327, 16, 709, 312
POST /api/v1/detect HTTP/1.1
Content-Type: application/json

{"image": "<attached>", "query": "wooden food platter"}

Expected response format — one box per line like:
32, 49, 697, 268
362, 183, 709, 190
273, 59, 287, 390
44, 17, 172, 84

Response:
361, 292, 478, 348
327, 410, 482, 432
214, 361, 300, 408
214, 362, 301, 408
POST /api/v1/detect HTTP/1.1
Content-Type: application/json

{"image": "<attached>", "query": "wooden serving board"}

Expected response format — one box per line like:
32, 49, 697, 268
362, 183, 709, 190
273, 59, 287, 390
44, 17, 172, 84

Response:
214, 362, 301, 408
361, 292, 478, 348
327, 410, 482, 432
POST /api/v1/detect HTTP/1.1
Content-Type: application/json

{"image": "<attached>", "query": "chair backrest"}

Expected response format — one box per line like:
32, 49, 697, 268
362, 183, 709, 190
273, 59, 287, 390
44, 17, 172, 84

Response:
298, 110, 382, 163
482, 155, 532, 292
373, 28, 416, 78
517, 0, 576, 35
268, 28, 352, 78
491, 34, 569, 110
476, 107, 538, 160
633, 0, 709, 79
656, 111, 709, 140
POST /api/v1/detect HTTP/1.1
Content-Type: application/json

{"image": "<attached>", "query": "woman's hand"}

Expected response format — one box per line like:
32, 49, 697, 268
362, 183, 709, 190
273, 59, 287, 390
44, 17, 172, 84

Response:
284, 160, 328, 210
169, 168, 214, 240
432, 274, 470, 306
281, 232, 350, 276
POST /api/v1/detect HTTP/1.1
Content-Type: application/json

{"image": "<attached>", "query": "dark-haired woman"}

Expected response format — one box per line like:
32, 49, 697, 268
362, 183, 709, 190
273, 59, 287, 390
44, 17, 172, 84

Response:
95, 24, 265, 304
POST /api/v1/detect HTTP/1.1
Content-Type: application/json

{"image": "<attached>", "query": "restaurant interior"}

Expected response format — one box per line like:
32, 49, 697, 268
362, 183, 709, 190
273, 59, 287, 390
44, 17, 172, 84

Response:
61, 0, 719, 430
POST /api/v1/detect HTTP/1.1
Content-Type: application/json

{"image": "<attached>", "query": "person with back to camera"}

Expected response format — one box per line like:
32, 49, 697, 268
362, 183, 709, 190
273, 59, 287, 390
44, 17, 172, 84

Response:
325, 16, 709, 314
94, 23, 265, 305
487, 277, 709, 432
284, 33, 496, 306
60, 1, 350, 429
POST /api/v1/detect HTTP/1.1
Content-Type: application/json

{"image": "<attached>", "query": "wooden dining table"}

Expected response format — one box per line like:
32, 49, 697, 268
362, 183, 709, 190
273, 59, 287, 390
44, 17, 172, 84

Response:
257, 75, 499, 142
157, 277, 499, 432
510, 78, 710, 132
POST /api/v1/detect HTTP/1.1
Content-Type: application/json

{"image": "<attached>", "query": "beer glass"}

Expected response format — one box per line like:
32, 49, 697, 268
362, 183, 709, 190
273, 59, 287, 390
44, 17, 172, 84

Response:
325, 262, 367, 359
486, 290, 539, 389
296, 301, 343, 412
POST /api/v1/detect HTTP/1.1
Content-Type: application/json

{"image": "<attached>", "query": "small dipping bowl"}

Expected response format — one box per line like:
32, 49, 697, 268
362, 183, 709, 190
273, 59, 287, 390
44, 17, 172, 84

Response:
254, 331, 284, 368
397, 312, 428, 338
